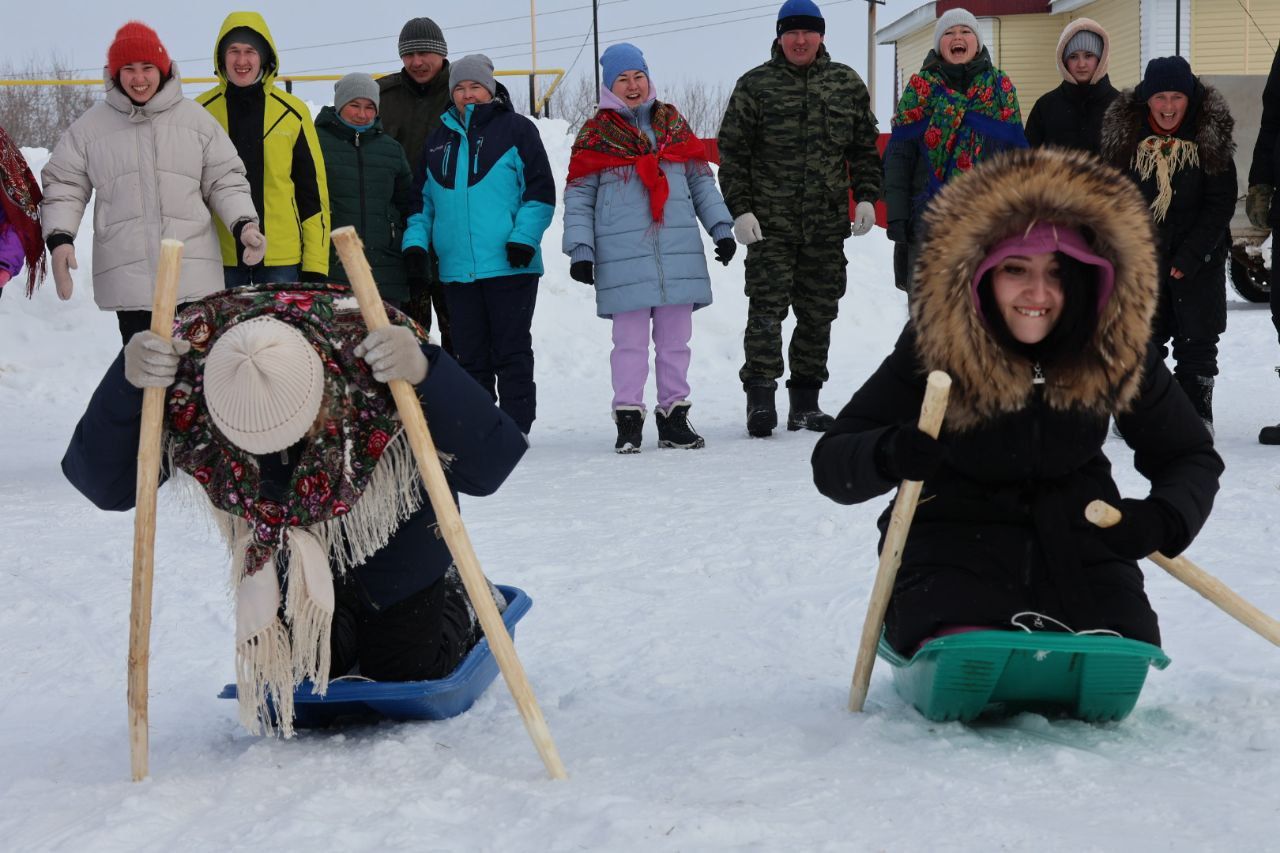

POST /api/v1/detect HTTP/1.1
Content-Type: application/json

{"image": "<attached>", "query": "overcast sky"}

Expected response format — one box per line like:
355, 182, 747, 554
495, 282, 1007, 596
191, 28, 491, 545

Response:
4, 0, 927, 128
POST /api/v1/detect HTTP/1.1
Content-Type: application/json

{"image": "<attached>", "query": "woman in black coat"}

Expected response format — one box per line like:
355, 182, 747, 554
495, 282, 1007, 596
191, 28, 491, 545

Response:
812, 148, 1222, 656
1024, 18, 1118, 154
1248, 45, 1280, 443
1101, 56, 1236, 430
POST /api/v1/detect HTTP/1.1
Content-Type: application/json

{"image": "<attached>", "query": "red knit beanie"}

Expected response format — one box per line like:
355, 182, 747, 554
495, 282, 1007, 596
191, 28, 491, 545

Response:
107, 22, 172, 79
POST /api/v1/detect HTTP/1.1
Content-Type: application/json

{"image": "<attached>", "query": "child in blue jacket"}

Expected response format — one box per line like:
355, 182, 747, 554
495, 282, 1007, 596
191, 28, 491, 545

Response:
402, 54, 555, 435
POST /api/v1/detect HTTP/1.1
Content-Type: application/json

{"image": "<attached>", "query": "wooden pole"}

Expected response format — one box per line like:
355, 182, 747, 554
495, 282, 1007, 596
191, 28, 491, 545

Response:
129, 239, 184, 781
1086, 500, 1280, 646
849, 370, 952, 712
331, 227, 567, 779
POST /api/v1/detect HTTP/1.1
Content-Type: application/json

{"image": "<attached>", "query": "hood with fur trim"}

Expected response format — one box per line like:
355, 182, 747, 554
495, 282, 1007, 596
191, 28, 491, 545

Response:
910, 147, 1159, 431
1056, 18, 1110, 85
1100, 81, 1235, 176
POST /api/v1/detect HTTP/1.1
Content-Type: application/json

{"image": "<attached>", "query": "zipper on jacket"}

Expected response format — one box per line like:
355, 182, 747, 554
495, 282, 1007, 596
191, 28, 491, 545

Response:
355, 131, 367, 239
442, 142, 452, 180
473, 136, 485, 176
1032, 362, 1045, 384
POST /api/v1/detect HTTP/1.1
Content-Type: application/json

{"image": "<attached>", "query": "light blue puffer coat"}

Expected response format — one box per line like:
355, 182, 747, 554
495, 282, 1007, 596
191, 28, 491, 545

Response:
562, 100, 733, 318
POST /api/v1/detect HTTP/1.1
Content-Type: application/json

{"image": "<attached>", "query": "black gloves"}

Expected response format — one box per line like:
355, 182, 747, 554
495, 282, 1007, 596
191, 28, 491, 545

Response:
714, 237, 736, 266
404, 246, 428, 282
506, 242, 536, 268
1094, 498, 1182, 559
570, 260, 595, 285
875, 425, 945, 482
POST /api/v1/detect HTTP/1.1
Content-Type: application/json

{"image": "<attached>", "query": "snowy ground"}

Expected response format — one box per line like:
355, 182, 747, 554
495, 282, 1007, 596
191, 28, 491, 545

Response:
2, 126, 1278, 851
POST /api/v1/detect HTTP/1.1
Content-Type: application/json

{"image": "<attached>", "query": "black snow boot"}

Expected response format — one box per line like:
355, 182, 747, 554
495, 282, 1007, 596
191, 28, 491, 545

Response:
656, 401, 705, 449
613, 406, 644, 454
744, 382, 777, 437
786, 386, 835, 432
1177, 374, 1214, 437
1260, 368, 1280, 445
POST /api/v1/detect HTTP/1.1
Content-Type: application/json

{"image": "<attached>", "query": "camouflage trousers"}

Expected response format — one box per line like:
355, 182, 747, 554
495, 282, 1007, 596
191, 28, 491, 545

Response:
739, 238, 847, 388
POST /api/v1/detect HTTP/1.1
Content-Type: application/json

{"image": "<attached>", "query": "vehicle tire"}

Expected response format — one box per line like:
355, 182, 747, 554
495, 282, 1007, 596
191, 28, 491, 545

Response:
1229, 243, 1271, 303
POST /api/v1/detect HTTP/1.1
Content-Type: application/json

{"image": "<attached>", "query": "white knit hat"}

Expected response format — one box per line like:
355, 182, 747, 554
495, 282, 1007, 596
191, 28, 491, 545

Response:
935, 8, 982, 53
204, 317, 325, 454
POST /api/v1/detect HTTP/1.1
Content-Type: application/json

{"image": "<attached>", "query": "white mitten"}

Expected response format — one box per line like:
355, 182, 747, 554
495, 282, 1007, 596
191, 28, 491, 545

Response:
52, 243, 77, 300
355, 325, 428, 384
851, 201, 877, 237
239, 222, 267, 266
124, 331, 192, 388
732, 212, 764, 245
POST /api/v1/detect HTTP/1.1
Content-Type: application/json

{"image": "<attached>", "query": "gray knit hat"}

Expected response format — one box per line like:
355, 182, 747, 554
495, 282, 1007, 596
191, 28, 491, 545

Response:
449, 54, 496, 97
399, 17, 447, 58
334, 72, 379, 112
1063, 29, 1103, 60
934, 8, 982, 53
204, 317, 326, 455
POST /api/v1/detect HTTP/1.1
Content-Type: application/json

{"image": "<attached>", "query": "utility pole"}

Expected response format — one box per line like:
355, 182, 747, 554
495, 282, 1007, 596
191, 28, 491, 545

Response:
1175, 0, 1182, 56
866, 0, 879, 110
593, 0, 601, 94
530, 0, 539, 116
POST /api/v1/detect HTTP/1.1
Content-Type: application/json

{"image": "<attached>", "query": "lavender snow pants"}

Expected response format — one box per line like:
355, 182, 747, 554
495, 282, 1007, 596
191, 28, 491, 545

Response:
610, 304, 694, 411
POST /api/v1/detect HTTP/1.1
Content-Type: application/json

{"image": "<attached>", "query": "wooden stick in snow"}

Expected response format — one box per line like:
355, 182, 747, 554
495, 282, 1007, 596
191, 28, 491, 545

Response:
129, 238, 184, 781
1086, 500, 1280, 647
849, 370, 952, 712
331, 226, 567, 779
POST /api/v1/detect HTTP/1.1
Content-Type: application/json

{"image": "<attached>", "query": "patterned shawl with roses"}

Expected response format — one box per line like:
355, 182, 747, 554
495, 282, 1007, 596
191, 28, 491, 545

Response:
166, 283, 430, 735
889, 58, 1027, 205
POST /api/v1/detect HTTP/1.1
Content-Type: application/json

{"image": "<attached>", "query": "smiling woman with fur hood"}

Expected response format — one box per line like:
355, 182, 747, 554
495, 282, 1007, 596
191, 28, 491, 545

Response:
812, 148, 1222, 655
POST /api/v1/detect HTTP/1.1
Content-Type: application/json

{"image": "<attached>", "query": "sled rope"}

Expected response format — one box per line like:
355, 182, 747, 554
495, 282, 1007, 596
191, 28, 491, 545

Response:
849, 370, 952, 712
332, 226, 568, 780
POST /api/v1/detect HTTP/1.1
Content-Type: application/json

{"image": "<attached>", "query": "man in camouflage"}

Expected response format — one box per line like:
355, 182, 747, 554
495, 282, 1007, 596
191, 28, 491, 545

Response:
717, 0, 882, 436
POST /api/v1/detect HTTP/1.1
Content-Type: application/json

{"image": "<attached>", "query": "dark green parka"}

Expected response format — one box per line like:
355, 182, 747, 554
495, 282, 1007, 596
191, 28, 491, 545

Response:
377, 66, 452, 188
717, 43, 882, 244
315, 106, 414, 301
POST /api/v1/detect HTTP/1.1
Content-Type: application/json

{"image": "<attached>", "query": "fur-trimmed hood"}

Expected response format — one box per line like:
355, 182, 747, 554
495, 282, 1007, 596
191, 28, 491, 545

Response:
1100, 81, 1236, 176
911, 148, 1159, 431
1056, 18, 1109, 85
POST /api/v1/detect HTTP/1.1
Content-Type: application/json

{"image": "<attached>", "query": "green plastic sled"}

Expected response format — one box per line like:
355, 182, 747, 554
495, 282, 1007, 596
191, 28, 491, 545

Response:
876, 630, 1171, 723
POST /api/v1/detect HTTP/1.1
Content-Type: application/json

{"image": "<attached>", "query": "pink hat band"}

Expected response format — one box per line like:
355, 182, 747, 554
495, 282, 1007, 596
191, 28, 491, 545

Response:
971, 222, 1116, 319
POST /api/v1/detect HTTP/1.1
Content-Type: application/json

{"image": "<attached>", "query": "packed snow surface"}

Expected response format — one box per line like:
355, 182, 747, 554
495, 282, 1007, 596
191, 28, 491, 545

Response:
2, 123, 1277, 851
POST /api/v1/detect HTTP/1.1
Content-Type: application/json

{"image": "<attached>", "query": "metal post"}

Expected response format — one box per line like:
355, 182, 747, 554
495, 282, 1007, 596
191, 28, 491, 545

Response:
866, 0, 877, 112
593, 0, 601, 95
530, 0, 539, 116
1175, 0, 1182, 56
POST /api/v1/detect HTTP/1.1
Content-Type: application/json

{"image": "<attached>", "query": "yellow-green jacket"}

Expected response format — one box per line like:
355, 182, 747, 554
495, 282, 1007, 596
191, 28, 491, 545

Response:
197, 12, 329, 274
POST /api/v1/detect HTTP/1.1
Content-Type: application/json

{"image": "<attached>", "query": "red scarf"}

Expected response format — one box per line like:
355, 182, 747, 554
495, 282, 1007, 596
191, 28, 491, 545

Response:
0, 126, 46, 295
567, 103, 709, 223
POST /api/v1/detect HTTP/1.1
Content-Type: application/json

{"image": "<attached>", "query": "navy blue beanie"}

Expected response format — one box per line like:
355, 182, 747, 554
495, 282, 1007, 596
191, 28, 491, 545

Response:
601, 43, 648, 89
1138, 56, 1196, 100
777, 0, 825, 36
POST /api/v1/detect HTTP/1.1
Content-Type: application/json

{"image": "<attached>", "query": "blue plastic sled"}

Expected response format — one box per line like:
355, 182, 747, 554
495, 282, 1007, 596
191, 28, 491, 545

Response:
219, 585, 531, 727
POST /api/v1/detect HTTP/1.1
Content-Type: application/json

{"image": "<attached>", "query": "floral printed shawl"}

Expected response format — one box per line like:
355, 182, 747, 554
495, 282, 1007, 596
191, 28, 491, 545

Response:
890, 58, 1027, 202
166, 283, 429, 735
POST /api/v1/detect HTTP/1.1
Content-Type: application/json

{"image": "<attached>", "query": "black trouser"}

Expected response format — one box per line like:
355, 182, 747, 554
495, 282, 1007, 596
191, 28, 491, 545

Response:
329, 572, 479, 682
444, 273, 539, 433
1153, 280, 1220, 378
116, 310, 152, 346
1271, 240, 1280, 345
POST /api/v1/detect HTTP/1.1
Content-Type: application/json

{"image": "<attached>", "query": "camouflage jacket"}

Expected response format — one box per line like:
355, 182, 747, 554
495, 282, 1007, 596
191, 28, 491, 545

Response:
717, 44, 881, 244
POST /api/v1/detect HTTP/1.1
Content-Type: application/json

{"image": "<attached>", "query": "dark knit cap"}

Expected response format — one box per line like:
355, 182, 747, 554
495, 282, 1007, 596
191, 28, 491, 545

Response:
108, 21, 172, 78
219, 26, 273, 74
777, 0, 825, 36
399, 17, 447, 58
1138, 56, 1196, 100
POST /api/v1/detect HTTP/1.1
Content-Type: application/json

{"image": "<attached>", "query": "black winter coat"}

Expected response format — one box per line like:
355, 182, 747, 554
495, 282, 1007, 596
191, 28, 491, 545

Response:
813, 148, 1222, 655
378, 66, 452, 193
1024, 76, 1119, 154
62, 344, 527, 610
315, 107, 415, 301
1102, 83, 1237, 339
1248, 47, 1280, 227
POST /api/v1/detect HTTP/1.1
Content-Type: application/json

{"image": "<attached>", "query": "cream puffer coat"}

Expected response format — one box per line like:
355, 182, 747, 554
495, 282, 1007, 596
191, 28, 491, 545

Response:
41, 64, 257, 311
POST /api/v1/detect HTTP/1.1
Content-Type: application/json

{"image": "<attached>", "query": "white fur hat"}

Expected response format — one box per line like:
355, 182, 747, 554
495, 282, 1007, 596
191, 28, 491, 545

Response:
204, 317, 325, 454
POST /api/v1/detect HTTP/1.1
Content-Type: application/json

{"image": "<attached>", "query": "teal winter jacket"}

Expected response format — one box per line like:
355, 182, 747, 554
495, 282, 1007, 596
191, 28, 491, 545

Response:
402, 89, 555, 282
